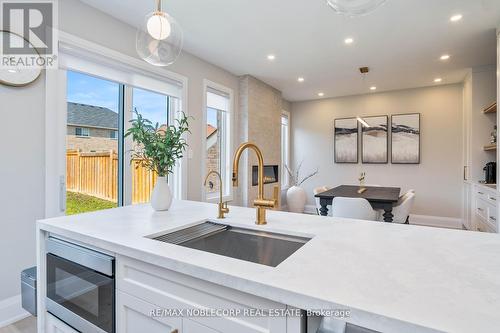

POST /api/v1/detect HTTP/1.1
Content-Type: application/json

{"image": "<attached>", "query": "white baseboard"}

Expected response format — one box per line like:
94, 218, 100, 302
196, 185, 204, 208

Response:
304, 204, 318, 215
409, 214, 462, 229
0, 295, 30, 328
302, 205, 462, 229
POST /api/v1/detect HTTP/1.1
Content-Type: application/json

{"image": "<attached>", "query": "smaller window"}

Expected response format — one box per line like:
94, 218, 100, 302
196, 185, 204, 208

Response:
281, 112, 290, 187
110, 130, 118, 139
75, 127, 90, 137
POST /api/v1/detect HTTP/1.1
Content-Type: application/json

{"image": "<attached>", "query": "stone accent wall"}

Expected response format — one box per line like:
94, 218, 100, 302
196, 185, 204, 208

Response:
238, 75, 282, 208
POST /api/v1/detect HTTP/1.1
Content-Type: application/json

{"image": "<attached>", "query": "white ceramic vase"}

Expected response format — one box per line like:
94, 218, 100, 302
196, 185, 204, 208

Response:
151, 177, 173, 211
286, 186, 307, 213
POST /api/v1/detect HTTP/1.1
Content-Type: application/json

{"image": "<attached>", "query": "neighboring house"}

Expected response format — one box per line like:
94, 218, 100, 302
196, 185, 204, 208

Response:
66, 102, 119, 152
206, 124, 220, 194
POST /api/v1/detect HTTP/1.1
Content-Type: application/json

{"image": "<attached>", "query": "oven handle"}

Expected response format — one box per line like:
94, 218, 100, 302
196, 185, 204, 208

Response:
47, 237, 114, 276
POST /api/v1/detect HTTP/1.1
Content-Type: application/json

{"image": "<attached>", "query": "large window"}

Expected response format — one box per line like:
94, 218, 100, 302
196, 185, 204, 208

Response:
281, 111, 290, 188
205, 85, 232, 201
131, 87, 173, 204
66, 71, 121, 214
65, 70, 182, 214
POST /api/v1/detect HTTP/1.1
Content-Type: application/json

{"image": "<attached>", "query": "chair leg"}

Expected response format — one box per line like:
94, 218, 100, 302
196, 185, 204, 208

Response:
405, 216, 410, 224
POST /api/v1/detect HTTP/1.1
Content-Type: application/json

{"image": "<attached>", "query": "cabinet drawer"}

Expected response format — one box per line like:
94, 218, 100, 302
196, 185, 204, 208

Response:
487, 205, 498, 231
116, 291, 181, 333
116, 255, 288, 333
486, 193, 498, 205
476, 199, 488, 220
184, 319, 220, 333
476, 189, 488, 200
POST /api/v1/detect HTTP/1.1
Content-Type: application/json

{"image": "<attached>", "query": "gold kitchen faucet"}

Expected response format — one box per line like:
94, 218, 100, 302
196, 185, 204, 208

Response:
232, 142, 279, 225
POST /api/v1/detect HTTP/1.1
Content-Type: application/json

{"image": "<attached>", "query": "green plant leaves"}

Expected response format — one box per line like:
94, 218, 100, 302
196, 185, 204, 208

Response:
125, 108, 191, 177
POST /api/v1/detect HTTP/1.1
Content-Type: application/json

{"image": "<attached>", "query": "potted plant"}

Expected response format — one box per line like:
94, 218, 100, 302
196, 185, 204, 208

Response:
125, 109, 190, 211
285, 161, 318, 213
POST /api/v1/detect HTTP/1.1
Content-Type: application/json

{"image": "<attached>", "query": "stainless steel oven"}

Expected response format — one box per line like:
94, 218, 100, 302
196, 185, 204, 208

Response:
46, 237, 115, 333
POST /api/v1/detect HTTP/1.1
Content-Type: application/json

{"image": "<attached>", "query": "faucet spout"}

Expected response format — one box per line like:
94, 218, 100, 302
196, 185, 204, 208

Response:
203, 170, 229, 219
232, 142, 279, 225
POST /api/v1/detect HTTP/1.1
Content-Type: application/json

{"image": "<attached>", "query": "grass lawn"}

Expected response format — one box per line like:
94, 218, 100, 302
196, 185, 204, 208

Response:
66, 191, 117, 215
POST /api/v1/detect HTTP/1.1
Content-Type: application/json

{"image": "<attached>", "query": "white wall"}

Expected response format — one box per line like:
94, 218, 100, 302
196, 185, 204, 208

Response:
291, 84, 464, 218
0, 74, 45, 322
0, 0, 243, 321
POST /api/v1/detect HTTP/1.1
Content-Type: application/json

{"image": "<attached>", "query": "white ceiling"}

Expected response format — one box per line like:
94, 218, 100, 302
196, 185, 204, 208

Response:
80, 0, 500, 101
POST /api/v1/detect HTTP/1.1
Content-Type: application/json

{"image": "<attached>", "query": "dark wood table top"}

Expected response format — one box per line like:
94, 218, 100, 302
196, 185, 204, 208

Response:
315, 185, 401, 203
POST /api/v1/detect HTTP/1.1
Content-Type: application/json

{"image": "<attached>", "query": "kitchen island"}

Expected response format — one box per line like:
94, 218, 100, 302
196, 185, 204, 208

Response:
37, 200, 500, 333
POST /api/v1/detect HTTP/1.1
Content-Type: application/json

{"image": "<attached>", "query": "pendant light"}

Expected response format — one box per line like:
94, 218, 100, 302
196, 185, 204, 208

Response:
326, 0, 387, 17
136, 0, 183, 66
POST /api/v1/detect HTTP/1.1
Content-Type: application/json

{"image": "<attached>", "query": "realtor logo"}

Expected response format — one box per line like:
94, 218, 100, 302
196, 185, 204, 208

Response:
1, 0, 57, 68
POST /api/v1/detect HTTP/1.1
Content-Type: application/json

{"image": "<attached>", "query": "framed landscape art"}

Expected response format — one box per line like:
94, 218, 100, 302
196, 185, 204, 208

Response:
334, 117, 358, 163
361, 115, 388, 164
391, 113, 421, 164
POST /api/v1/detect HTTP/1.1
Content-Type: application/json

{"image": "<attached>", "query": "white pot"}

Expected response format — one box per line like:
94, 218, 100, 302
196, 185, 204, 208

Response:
286, 186, 307, 213
151, 177, 173, 211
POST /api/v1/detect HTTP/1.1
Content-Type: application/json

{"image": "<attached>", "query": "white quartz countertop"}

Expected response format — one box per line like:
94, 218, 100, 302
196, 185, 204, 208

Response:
37, 200, 500, 333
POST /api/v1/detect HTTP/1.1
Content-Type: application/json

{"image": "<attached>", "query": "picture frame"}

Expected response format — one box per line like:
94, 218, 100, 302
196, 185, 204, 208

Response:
361, 115, 388, 164
334, 117, 359, 164
391, 113, 421, 164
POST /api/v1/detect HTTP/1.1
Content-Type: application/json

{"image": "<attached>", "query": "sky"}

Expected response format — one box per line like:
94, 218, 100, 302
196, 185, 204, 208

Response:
67, 71, 170, 126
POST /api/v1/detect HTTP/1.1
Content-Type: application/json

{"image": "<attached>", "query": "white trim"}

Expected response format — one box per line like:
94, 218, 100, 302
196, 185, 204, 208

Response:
281, 110, 291, 188
45, 68, 67, 218
201, 79, 235, 203
45, 31, 190, 214
410, 214, 463, 229
0, 295, 30, 328
304, 204, 318, 215
303, 204, 463, 229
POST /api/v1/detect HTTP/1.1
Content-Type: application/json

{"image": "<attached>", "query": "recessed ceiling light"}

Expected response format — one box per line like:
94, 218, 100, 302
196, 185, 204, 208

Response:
434, 78, 443, 83
297, 77, 305, 82
318, 92, 324, 97
450, 14, 462, 22
440, 54, 450, 61
344, 37, 354, 45
267, 54, 276, 61
370, 86, 377, 91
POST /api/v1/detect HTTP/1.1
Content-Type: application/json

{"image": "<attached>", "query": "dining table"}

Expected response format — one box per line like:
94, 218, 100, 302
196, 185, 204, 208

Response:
315, 185, 401, 222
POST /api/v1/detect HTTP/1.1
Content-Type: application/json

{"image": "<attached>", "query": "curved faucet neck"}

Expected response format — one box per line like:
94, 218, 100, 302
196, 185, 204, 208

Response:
232, 142, 264, 199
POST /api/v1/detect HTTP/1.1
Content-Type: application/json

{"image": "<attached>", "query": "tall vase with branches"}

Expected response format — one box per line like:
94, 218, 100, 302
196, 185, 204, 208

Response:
285, 161, 318, 213
125, 109, 191, 211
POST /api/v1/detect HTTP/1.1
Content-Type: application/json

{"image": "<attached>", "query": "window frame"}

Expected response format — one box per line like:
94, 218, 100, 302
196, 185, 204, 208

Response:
45, 31, 189, 218
281, 110, 291, 189
201, 79, 234, 203
110, 130, 118, 140
75, 127, 90, 137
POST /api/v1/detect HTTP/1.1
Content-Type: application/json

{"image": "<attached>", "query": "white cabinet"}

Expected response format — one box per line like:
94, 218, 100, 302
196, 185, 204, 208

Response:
463, 182, 473, 229
45, 313, 79, 333
116, 255, 296, 333
116, 290, 181, 333
184, 319, 220, 333
471, 184, 498, 233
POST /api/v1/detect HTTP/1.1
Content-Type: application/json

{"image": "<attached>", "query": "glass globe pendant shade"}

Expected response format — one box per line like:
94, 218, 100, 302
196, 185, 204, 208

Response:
147, 12, 171, 40
326, 0, 387, 17
136, 10, 183, 66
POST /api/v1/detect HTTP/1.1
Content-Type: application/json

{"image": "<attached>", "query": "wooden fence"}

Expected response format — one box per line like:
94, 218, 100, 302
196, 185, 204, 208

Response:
66, 150, 157, 204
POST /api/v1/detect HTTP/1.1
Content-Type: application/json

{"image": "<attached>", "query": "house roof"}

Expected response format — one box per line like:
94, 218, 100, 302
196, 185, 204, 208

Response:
67, 102, 118, 129
207, 124, 217, 138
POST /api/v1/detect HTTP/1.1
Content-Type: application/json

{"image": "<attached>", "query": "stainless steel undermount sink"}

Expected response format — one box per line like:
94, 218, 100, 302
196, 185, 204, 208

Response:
148, 221, 311, 267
